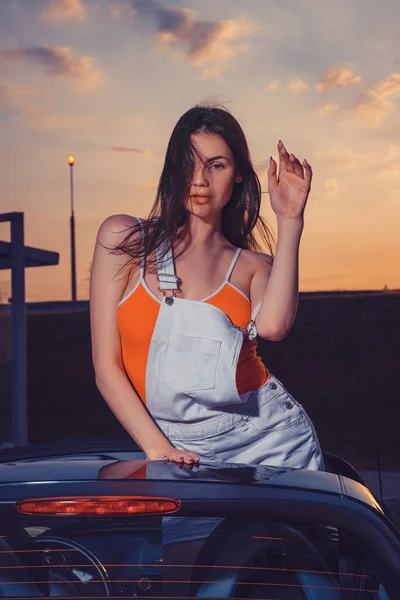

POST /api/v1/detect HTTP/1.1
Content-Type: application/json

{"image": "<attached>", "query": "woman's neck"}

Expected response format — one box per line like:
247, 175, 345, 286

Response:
174, 224, 227, 255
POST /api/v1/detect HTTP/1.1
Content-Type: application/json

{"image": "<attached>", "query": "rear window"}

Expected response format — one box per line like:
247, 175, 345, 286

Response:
0, 515, 392, 598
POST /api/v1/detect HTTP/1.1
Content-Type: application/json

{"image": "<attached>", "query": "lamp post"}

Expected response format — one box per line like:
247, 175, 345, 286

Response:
68, 155, 77, 310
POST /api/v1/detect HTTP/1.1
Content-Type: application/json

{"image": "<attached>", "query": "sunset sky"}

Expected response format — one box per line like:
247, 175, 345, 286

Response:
1, 0, 399, 302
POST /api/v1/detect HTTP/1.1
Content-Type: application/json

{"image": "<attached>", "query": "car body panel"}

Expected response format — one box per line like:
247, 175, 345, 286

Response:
0, 456, 382, 512
1, 443, 400, 598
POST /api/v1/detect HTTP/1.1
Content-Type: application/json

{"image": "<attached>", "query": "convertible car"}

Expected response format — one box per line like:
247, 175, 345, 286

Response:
0, 439, 399, 599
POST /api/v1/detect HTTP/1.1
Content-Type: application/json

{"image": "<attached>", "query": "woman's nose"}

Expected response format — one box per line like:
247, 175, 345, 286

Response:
192, 166, 209, 186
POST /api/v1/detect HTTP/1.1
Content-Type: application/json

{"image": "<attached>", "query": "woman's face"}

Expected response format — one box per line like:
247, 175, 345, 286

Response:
185, 131, 240, 219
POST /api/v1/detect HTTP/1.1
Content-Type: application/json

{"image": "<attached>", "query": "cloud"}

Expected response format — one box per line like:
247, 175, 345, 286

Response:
317, 103, 340, 115
109, 2, 131, 18
316, 67, 361, 91
376, 164, 400, 178
315, 144, 400, 172
315, 147, 378, 170
40, 0, 87, 22
0, 83, 73, 130
39, 112, 89, 130
0, 82, 58, 125
128, 0, 259, 78
0, 82, 35, 117
353, 72, 400, 125
324, 178, 345, 199
287, 78, 309, 95
110, 145, 150, 155
265, 78, 279, 91
0, 46, 103, 90
385, 145, 400, 161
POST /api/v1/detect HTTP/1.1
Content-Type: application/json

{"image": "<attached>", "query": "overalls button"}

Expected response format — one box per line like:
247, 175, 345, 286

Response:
270, 382, 277, 390
285, 400, 294, 409
165, 296, 174, 306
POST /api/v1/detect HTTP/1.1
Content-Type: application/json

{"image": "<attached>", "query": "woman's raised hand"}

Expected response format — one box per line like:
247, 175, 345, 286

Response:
268, 140, 313, 221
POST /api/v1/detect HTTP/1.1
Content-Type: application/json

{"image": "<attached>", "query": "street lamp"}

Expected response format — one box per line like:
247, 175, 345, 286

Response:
68, 155, 77, 310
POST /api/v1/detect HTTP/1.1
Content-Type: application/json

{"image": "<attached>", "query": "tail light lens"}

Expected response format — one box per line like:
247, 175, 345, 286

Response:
16, 496, 181, 516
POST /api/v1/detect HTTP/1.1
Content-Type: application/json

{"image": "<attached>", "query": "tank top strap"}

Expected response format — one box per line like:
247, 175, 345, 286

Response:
156, 239, 181, 293
247, 302, 262, 340
251, 301, 262, 322
224, 247, 242, 281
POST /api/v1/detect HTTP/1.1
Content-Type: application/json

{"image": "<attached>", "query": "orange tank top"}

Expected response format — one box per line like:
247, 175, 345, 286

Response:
117, 246, 269, 403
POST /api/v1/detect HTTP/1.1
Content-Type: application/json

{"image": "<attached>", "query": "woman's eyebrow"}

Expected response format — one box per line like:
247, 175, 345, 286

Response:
206, 155, 230, 163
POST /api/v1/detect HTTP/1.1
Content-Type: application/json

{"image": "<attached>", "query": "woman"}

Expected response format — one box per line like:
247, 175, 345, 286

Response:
90, 104, 324, 471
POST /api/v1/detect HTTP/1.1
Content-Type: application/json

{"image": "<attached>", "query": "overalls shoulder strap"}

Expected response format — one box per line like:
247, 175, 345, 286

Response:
156, 239, 181, 293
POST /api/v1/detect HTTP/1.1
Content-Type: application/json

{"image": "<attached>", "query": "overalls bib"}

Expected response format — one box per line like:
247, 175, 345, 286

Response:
145, 238, 324, 472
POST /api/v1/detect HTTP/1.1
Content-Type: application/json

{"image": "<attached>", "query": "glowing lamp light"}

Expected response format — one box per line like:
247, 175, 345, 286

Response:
68, 155, 75, 165
16, 496, 181, 517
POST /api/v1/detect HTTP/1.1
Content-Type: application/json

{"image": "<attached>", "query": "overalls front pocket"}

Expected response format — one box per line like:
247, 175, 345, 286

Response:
159, 331, 222, 393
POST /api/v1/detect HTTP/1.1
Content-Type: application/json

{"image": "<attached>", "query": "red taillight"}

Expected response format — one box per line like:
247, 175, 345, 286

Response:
16, 496, 181, 516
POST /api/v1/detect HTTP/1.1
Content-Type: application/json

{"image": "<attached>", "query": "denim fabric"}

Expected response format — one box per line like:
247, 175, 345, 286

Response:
156, 374, 324, 472
145, 238, 324, 472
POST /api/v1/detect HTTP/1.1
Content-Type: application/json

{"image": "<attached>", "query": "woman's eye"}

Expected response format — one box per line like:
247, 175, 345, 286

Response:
210, 163, 224, 170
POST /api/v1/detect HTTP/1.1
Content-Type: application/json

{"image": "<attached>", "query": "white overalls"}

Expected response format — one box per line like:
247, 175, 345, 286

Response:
144, 235, 324, 472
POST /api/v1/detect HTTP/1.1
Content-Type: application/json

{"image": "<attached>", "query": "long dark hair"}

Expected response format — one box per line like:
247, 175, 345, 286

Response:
111, 103, 275, 270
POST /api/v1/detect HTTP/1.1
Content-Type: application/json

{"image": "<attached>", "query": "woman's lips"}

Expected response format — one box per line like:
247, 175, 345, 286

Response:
191, 195, 211, 201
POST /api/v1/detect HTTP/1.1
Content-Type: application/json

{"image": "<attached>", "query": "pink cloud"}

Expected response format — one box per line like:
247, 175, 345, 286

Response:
0, 46, 104, 90
40, 0, 87, 22
353, 73, 400, 125
128, 0, 258, 78
316, 67, 361, 91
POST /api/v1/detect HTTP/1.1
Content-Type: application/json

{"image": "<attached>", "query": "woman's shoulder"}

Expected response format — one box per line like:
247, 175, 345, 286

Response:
96, 214, 143, 244
97, 213, 140, 233
239, 247, 273, 274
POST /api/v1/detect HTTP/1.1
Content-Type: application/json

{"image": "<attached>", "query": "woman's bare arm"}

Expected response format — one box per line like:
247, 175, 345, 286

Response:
90, 214, 199, 463
250, 219, 302, 341
250, 141, 312, 341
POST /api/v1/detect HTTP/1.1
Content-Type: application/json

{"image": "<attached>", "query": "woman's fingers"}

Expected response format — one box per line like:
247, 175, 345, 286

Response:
289, 154, 305, 179
163, 449, 200, 465
278, 141, 309, 180
303, 158, 313, 186
278, 140, 294, 174
268, 156, 278, 190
